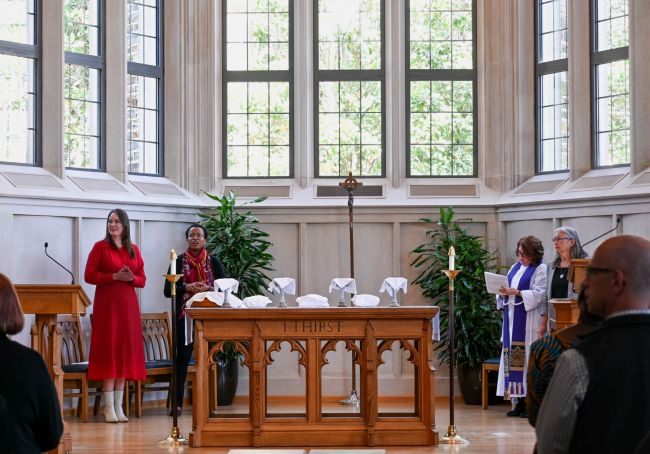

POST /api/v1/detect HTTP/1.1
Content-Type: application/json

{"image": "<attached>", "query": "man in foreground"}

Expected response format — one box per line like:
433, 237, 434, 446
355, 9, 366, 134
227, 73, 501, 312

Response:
535, 235, 650, 453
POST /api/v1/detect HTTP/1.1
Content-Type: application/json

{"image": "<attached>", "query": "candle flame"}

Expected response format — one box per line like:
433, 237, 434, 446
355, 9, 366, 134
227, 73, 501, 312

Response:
170, 249, 177, 260
448, 246, 456, 256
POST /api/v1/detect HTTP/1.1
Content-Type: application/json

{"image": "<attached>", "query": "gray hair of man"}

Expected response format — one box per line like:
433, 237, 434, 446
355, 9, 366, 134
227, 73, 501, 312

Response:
553, 226, 588, 266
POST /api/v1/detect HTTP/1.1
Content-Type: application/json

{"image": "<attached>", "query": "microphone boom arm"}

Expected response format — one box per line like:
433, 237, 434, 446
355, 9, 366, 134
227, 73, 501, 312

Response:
44, 243, 75, 285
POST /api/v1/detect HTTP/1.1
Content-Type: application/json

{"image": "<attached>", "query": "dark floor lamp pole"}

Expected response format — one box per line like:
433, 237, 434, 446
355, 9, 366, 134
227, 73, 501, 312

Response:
159, 250, 188, 446
440, 246, 468, 444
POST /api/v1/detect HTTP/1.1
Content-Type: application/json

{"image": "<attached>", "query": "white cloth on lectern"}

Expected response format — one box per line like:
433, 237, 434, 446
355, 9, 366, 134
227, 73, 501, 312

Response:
379, 277, 408, 298
267, 277, 296, 294
328, 278, 357, 294
296, 294, 330, 308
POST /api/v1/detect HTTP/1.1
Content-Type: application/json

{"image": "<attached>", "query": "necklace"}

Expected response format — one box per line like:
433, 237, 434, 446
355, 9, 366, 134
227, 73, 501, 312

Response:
558, 267, 568, 279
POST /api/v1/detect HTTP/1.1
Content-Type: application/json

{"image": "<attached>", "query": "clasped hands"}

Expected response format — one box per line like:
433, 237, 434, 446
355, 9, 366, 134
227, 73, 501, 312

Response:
113, 265, 134, 282
185, 282, 211, 294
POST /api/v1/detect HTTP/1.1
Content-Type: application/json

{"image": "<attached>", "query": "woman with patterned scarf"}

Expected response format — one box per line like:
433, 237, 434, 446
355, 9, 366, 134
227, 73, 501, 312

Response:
496, 235, 547, 418
164, 223, 226, 415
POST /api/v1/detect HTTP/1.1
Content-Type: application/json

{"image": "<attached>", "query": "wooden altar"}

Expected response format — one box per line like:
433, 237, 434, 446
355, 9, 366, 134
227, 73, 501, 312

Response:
16, 284, 91, 454
186, 306, 440, 448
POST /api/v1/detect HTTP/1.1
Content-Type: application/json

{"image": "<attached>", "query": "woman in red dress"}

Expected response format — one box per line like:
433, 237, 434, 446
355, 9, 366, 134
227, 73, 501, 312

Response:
85, 209, 146, 423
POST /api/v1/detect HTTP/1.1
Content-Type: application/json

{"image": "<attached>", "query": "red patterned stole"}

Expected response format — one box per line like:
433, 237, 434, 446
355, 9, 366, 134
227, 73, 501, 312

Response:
180, 248, 214, 317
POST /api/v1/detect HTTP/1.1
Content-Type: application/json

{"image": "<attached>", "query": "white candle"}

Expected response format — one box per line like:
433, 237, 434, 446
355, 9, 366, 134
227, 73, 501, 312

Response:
448, 246, 455, 271
170, 249, 177, 275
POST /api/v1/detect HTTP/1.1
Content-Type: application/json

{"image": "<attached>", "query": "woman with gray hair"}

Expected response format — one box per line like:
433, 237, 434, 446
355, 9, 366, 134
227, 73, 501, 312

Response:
538, 226, 588, 336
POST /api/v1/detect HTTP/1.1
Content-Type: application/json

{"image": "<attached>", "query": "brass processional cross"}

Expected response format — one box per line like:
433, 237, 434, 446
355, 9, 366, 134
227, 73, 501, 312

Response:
339, 171, 363, 406
339, 171, 363, 279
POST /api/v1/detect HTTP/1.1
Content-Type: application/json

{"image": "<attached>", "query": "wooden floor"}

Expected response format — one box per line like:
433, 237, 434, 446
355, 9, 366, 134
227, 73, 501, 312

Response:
66, 400, 536, 453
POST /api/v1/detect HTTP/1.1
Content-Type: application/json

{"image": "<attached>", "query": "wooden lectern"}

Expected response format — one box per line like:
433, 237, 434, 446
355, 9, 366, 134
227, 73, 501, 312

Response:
550, 259, 589, 331
15, 284, 91, 454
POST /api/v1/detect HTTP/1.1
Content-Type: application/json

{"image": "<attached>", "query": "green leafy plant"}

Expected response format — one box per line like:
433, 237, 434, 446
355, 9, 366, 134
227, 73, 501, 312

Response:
199, 191, 275, 363
411, 207, 502, 369
200, 191, 275, 299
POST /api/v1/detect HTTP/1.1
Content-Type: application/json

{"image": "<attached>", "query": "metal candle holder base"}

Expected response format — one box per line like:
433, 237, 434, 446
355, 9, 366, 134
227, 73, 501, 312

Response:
439, 424, 469, 444
340, 388, 360, 406
157, 426, 188, 447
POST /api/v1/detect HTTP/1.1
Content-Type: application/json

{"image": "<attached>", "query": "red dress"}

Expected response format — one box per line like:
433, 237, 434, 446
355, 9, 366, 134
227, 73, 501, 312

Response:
85, 240, 146, 381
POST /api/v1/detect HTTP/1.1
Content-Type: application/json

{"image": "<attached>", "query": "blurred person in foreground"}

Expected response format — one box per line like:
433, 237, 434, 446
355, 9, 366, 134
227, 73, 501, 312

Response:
526, 288, 602, 427
536, 235, 650, 454
0, 273, 63, 453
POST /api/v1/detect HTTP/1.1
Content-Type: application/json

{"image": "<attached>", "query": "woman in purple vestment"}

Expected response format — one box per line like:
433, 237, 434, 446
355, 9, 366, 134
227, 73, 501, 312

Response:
496, 236, 547, 417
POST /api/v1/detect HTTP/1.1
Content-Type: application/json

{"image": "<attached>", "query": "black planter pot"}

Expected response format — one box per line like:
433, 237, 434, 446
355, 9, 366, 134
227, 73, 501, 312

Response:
216, 356, 239, 406
457, 364, 504, 406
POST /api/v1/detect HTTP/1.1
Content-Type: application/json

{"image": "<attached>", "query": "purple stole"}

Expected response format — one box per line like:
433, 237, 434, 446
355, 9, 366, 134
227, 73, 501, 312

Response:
502, 262, 538, 398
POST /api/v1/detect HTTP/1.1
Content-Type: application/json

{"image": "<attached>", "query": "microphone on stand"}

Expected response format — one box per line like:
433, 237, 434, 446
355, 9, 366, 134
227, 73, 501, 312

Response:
582, 217, 622, 248
44, 242, 75, 284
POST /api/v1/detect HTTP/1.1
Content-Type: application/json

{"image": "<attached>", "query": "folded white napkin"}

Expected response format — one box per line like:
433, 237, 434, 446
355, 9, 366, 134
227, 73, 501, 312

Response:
215, 278, 239, 293
185, 291, 243, 308
296, 294, 330, 308
328, 278, 357, 294
243, 295, 272, 308
351, 294, 380, 307
267, 277, 296, 294
379, 277, 408, 298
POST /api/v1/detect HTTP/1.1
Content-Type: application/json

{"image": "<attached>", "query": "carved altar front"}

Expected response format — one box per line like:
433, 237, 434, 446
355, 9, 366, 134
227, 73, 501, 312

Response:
186, 306, 439, 448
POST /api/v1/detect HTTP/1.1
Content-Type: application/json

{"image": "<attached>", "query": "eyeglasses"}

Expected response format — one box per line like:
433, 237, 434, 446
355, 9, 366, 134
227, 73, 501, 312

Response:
586, 266, 617, 277
552, 237, 572, 242
516, 249, 529, 257
107, 220, 122, 225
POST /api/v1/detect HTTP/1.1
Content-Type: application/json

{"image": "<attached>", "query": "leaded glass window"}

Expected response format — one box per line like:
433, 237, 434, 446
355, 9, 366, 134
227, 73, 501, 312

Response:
223, 0, 293, 178
0, 0, 38, 165
406, 0, 476, 177
315, 0, 384, 177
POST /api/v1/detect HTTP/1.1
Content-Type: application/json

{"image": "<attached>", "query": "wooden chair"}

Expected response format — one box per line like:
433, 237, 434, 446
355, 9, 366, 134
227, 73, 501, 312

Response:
481, 357, 501, 409
58, 315, 102, 422
132, 312, 173, 417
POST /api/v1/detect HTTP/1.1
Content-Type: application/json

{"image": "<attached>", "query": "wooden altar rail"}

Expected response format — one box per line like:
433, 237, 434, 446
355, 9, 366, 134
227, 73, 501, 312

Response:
186, 306, 440, 448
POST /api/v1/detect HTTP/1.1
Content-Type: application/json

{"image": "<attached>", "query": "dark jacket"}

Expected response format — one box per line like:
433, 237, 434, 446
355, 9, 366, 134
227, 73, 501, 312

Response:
571, 314, 650, 454
0, 333, 63, 454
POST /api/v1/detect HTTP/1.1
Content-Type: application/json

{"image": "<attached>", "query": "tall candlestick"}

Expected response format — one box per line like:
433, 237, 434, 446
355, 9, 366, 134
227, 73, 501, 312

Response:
170, 250, 177, 275
448, 246, 456, 271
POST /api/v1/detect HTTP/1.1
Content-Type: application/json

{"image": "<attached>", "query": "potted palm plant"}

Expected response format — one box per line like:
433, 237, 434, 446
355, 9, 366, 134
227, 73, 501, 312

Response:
411, 207, 502, 404
199, 191, 275, 405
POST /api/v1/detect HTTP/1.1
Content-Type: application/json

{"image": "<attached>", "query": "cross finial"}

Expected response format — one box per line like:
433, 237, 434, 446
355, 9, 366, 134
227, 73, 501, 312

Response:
339, 171, 362, 193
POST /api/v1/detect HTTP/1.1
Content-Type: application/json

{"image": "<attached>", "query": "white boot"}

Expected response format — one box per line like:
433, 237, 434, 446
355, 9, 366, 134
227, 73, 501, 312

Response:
114, 390, 129, 422
102, 391, 118, 423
